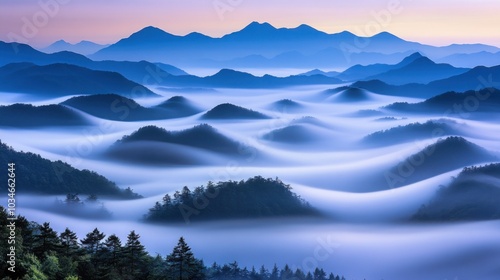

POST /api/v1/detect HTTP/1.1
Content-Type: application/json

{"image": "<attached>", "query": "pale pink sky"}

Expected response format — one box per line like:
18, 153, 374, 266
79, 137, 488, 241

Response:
1, 0, 499, 48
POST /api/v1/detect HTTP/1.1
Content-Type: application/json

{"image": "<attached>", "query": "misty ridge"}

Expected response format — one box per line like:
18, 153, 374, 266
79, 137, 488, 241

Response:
1, 21, 500, 280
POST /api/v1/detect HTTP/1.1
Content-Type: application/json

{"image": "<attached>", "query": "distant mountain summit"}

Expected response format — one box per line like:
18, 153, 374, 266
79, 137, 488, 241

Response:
40, 40, 109, 55
365, 55, 469, 85
336, 52, 424, 81
336, 52, 468, 84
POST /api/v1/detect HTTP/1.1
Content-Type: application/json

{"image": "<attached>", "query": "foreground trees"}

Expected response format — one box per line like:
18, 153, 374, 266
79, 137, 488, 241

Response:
0, 207, 345, 280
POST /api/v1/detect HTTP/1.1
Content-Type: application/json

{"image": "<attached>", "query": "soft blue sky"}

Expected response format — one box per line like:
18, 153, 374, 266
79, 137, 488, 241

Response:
1, 0, 499, 47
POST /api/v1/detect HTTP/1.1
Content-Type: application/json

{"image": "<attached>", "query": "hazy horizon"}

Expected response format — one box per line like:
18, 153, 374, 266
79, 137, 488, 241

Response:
1, 0, 500, 48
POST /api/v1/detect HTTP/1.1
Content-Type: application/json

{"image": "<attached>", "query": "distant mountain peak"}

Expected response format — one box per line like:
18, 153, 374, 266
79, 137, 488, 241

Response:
397, 52, 427, 66
372, 31, 402, 41
293, 24, 320, 33
211, 68, 255, 78
139, 25, 164, 32
53, 39, 69, 44
185, 32, 211, 39
296, 23, 314, 29
128, 26, 174, 40
230, 21, 278, 36
245, 21, 276, 30
407, 52, 424, 59
410, 56, 435, 65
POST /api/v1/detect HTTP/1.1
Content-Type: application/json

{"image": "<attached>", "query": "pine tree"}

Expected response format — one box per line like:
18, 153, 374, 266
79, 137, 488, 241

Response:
33, 222, 60, 259
60, 228, 79, 257
80, 228, 105, 254
166, 237, 204, 280
80, 227, 106, 277
249, 266, 260, 280
102, 234, 123, 278
280, 264, 294, 279
123, 230, 149, 279
259, 265, 270, 280
294, 268, 306, 280
148, 254, 167, 280
314, 268, 327, 280
269, 263, 279, 280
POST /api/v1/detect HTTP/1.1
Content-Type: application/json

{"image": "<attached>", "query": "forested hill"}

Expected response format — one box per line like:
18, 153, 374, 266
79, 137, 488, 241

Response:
0, 140, 140, 199
145, 176, 319, 223
412, 163, 500, 221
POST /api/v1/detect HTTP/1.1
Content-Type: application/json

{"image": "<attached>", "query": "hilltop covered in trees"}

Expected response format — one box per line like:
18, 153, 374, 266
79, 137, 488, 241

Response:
0, 140, 141, 199
0, 207, 345, 280
412, 163, 500, 221
145, 176, 319, 223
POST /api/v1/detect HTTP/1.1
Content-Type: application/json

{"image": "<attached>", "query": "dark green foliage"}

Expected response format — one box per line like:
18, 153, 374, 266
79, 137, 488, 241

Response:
145, 176, 319, 223
412, 163, 500, 221
0, 140, 141, 198
166, 237, 205, 279
60, 228, 80, 257
0, 207, 345, 280
33, 222, 61, 260
101, 234, 124, 278
80, 228, 106, 255
123, 231, 150, 279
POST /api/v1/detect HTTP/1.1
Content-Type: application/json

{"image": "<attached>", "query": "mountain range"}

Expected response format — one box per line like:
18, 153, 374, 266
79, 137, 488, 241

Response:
148, 69, 342, 88
384, 88, 500, 114
90, 22, 500, 68
352, 65, 500, 98
0, 41, 188, 84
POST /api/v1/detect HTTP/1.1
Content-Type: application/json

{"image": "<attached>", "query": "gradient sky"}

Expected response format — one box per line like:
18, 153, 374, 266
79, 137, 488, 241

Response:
1, 0, 499, 48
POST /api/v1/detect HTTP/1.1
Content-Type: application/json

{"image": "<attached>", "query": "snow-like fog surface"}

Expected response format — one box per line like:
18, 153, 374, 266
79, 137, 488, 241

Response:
2, 85, 500, 279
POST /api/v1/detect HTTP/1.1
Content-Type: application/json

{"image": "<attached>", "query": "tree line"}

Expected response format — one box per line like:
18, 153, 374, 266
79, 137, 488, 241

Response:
1, 206, 346, 280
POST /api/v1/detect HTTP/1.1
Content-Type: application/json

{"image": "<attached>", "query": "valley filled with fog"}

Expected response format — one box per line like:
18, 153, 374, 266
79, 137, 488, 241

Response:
2, 82, 500, 279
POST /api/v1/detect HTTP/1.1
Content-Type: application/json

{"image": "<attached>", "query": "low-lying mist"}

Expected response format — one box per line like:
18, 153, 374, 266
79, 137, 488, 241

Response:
2, 85, 500, 279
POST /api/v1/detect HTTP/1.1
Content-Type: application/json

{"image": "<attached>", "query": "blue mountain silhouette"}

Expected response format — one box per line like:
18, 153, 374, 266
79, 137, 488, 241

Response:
0, 63, 157, 97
